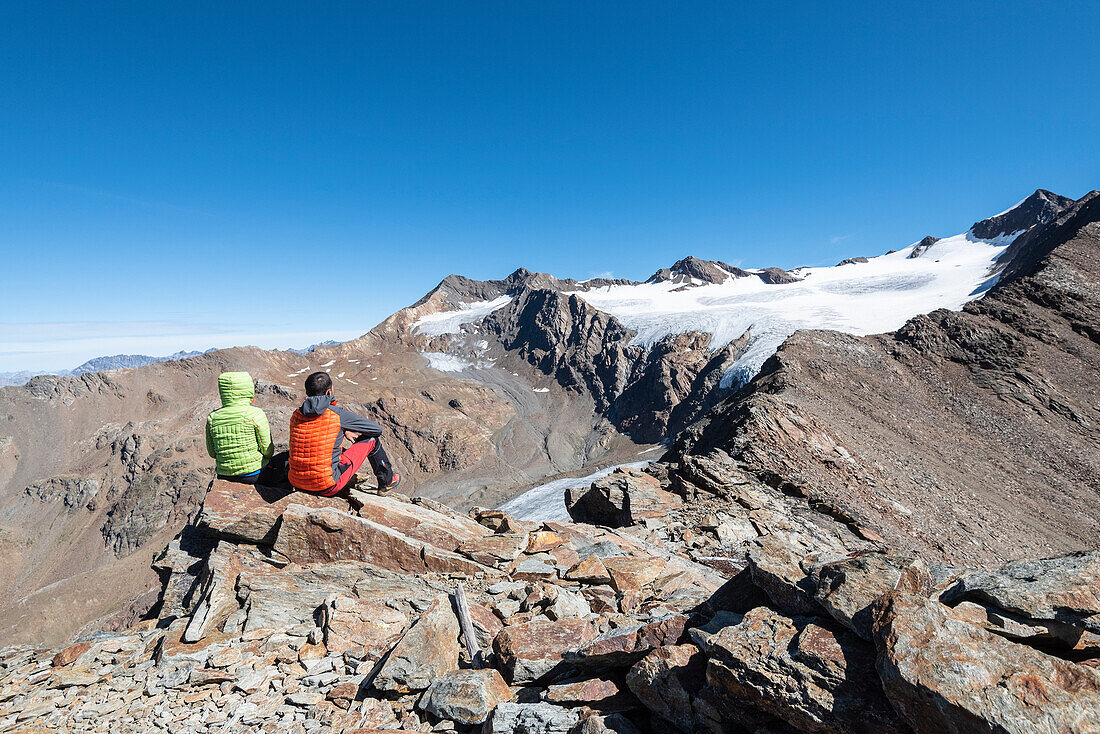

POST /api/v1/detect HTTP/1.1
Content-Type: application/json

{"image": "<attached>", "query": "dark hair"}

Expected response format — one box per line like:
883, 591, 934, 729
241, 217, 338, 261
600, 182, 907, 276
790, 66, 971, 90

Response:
305, 371, 332, 396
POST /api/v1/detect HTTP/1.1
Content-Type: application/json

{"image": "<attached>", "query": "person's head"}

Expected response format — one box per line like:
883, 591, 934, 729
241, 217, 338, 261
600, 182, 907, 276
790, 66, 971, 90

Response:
305, 371, 333, 397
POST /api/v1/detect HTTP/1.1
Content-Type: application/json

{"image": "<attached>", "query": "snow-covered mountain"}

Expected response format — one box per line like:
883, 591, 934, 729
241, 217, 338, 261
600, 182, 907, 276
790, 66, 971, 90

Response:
402, 189, 1064, 393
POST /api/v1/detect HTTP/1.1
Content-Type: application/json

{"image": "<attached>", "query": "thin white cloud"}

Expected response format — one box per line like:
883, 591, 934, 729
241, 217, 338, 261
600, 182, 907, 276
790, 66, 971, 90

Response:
0, 321, 365, 373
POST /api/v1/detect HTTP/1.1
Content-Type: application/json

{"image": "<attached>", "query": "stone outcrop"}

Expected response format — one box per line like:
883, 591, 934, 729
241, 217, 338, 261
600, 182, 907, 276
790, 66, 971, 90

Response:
4, 432, 1099, 734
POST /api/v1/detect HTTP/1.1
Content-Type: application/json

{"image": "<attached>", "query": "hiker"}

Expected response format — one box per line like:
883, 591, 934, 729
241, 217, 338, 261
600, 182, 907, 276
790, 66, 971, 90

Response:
205, 371, 274, 484
287, 371, 400, 496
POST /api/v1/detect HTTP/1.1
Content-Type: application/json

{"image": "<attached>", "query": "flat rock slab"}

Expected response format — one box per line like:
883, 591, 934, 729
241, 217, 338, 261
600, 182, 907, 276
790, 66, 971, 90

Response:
196, 479, 351, 545
273, 504, 497, 577
353, 492, 489, 552
941, 550, 1100, 634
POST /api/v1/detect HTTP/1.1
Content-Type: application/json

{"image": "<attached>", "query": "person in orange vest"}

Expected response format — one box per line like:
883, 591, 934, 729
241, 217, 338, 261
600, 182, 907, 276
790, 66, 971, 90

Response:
287, 371, 400, 496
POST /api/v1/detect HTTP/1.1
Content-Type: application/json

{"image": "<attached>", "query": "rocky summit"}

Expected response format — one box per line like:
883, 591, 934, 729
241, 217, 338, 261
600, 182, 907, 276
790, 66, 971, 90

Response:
3, 462, 1099, 734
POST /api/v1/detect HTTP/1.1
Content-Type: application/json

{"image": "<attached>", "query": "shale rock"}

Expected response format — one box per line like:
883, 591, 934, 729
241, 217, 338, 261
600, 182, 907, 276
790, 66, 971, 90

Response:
874, 591, 1100, 733
808, 551, 933, 640
697, 606, 904, 733
566, 468, 682, 527
568, 613, 688, 668
940, 550, 1100, 634
482, 702, 580, 734
625, 644, 706, 732
420, 668, 512, 725
196, 479, 350, 544
493, 618, 598, 684
373, 598, 460, 693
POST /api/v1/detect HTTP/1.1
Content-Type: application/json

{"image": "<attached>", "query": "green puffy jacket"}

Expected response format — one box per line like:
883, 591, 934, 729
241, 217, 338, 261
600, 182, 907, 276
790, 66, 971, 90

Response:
205, 372, 274, 476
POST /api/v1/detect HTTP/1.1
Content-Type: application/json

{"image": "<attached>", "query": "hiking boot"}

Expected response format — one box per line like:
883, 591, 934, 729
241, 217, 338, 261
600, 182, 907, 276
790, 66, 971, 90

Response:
377, 473, 401, 494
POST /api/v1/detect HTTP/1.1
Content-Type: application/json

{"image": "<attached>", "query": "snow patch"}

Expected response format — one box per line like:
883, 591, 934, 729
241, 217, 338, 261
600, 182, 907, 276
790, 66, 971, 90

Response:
320, 360, 336, 367
499, 461, 651, 522
532, 387, 550, 393
412, 296, 512, 336
570, 232, 1013, 388
421, 352, 475, 372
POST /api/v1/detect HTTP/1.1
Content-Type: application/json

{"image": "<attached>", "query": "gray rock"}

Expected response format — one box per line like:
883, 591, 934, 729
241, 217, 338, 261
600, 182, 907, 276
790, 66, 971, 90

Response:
482, 702, 580, 734
420, 668, 512, 725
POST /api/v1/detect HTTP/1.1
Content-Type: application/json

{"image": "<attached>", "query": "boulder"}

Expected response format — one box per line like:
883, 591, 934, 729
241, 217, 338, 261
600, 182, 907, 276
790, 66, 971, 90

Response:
565, 468, 682, 527
625, 645, 705, 732
272, 504, 497, 576
458, 533, 528, 566
746, 535, 835, 615
373, 598, 460, 693
950, 600, 1100, 650
572, 712, 643, 734
482, 702, 580, 734
567, 614, 687, 669
696, 606, 904, 733
493, 618, 598, 684
544, 677, 627, 707
874, 591, 1100, 733
420, 668, 512, 725
808, 551, 933, 640
940, 550, 1100, 634
196, 479, 349, 544
565, 556, 612, 584
319, 595, 408, 659
603, 556, 665, 592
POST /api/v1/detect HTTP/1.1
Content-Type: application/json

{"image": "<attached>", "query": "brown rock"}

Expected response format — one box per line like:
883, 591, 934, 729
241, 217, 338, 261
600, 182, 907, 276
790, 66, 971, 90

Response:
353, 492, 489, 551
273, 504, 496, 576
565, 556, 611, 584
467, 602, 505, 650
327, 681, 361, 709
568, 614, 687, 668
625, 645, 705, 732
604, 556, 664, 592
697, 606, 903, 733
51, 642, 92, 668
196, 479, 350, 544
874, 591, 1100, 733
527, 530, 567, 554
493, 617, 598, 684
373, 598, 460, 693
808, 551, 933, 640
457, 533, 528, 566
565, 468, 682, 527
545, 677, 629, 707
321, 595, 408, 659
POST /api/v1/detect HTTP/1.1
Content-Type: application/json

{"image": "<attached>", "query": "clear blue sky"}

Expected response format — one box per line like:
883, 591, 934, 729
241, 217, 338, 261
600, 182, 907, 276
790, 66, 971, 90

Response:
2, 1, 1098, 371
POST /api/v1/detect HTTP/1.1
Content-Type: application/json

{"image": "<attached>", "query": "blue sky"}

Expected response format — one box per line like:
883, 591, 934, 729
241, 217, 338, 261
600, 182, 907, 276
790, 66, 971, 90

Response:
2, 1, 1098, 371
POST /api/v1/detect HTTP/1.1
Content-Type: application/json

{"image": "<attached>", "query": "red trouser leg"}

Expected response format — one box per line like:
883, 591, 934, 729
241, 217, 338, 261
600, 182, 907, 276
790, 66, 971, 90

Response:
324, 438, 378, 496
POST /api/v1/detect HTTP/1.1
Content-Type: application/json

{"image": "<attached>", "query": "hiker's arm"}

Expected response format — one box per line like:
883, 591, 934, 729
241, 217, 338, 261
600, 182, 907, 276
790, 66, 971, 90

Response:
332, 406, 383, 438
253, 410, 274, 460
205, 419, 216, 458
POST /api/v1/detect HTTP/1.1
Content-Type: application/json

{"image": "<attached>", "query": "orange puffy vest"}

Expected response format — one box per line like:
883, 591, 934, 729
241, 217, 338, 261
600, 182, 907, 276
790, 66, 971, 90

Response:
288, 402, 342, 492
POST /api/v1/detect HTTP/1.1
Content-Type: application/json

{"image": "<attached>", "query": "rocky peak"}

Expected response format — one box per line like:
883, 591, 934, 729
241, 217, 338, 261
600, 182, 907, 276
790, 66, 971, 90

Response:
907, 235, 940, 259
646, 257, 747, 286
970, 188, 1076, 240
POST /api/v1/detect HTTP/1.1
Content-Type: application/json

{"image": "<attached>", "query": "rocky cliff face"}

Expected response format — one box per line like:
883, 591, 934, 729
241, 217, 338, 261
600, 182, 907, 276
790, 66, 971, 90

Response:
673, 191, 1100, 568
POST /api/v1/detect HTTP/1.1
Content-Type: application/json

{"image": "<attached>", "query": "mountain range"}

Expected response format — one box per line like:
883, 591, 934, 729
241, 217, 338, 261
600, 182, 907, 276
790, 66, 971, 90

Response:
0, 188, 1096, 652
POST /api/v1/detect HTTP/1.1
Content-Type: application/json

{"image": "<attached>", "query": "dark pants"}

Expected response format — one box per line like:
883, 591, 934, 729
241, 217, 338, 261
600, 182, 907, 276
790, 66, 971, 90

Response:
217, 471, 261, 484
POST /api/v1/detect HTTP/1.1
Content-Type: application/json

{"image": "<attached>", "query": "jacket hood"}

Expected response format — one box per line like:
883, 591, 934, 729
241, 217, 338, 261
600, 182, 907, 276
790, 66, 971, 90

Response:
218, 372, 255, 407
299, 395, 336, 417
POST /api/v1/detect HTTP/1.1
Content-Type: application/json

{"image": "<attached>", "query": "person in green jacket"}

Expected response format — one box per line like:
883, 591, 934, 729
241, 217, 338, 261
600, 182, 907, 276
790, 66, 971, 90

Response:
205, 371, 274, 484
